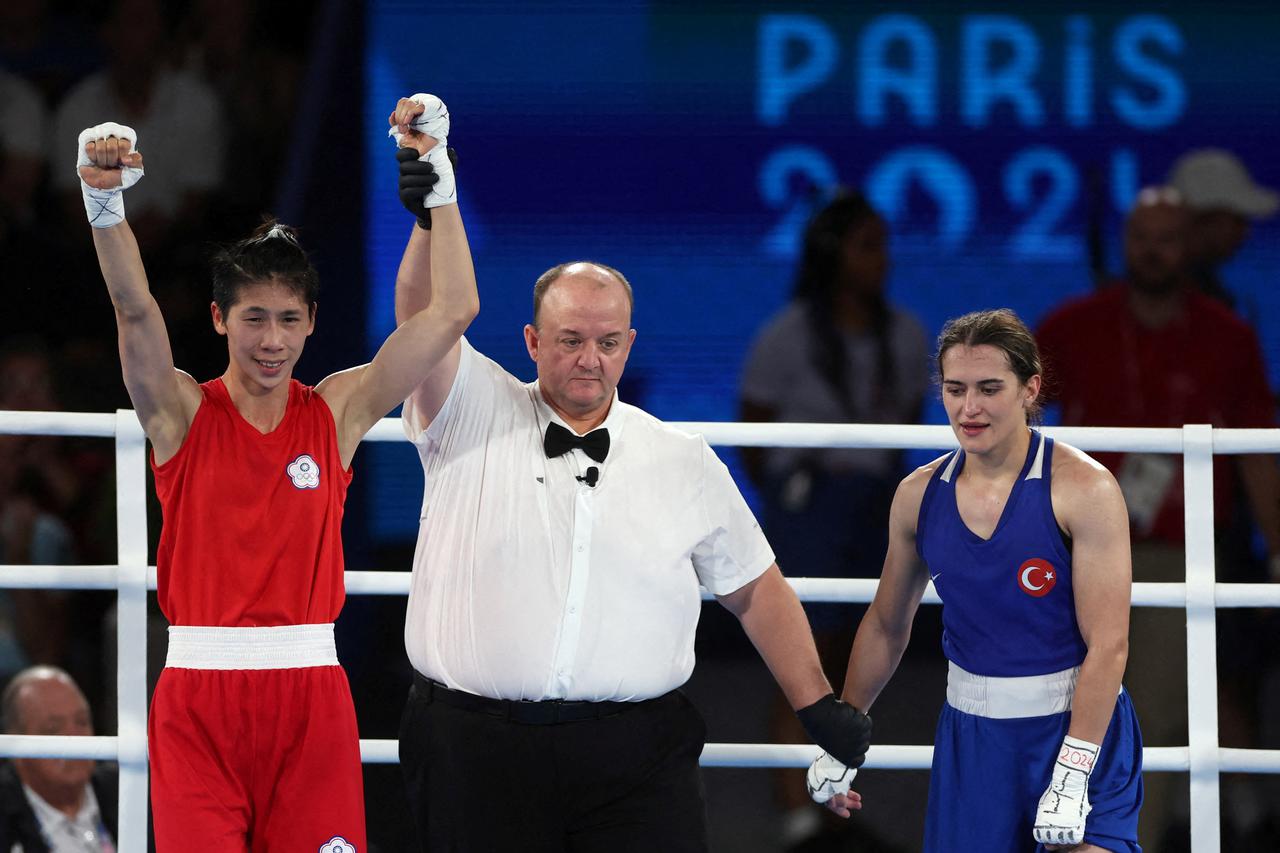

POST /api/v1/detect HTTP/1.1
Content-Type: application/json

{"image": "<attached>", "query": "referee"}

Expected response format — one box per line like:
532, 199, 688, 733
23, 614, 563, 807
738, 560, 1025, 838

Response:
389, 94, 870, 852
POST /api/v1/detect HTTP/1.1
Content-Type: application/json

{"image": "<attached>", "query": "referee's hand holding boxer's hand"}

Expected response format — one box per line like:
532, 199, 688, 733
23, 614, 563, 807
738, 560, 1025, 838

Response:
798, 694, 871, 815
395, 147, 458, 230
796, 693, 872, 768
806, 751, 863, 817
387, 93, 456, 212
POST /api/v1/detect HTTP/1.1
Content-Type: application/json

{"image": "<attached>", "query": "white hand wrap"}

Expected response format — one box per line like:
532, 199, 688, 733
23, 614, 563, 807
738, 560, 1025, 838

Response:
387, 93, 455, 207
805, 751, 857, 805
76, 122, 144, 228
1033, 735, 1099, 846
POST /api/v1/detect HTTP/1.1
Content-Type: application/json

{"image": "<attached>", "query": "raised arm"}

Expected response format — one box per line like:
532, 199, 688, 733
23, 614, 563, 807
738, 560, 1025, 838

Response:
319, 95, 478, 465
79, 125, 200, 463
392, 201, 465, 429
391, 107, 468, 430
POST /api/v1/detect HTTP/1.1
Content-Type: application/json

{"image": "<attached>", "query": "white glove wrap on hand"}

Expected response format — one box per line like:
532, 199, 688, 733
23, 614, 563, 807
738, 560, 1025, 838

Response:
1033, 735, 1099, 846
76, 122, 144, 228
805, 750, 857, 805
387, 93, 455, 207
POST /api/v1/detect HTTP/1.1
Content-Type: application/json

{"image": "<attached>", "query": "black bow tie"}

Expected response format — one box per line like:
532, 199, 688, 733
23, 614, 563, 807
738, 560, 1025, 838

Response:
544, 422, 610, 463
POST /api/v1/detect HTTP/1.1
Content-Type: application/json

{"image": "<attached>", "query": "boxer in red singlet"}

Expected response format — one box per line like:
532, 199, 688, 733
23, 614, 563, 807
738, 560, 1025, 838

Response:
75, 98, 471, 852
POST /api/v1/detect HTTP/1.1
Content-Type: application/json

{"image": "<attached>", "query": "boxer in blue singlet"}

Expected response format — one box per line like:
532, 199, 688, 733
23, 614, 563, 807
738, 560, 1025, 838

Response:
806, 309, 1143, 852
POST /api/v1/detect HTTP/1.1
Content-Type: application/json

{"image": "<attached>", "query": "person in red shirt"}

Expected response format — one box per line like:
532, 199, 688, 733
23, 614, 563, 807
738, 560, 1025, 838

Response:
1038, 189, 1279, 549
1037, 186, 1280, 849
76, 100, 474, 851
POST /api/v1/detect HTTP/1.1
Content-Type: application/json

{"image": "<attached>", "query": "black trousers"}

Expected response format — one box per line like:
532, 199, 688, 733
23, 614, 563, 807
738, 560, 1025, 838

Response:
399, 676, 709, 852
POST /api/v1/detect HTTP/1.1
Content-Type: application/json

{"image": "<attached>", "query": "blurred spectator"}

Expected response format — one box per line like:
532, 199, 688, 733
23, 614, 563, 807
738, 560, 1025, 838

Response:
1168, 149, 1279, 310
0, 342, 58, 414
149, 0, 310, 384
741, 191, 929, 612
739, 191, 929, 847
1, 68, 112, 377
1037, 186, 1280, 849
1038, 188, 1279, 558
0, 666, 117, 852
0, 342, 79, 674
0, 341, 96, 523
0, 463, 74, 675
175, 0, 304, 220
50, 0, 225, 253
0, 0, 100, 104
0, 70, 47, 227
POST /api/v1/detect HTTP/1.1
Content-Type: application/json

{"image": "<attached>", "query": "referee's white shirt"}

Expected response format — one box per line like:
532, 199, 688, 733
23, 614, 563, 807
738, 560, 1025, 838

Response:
403, 338, 775, 702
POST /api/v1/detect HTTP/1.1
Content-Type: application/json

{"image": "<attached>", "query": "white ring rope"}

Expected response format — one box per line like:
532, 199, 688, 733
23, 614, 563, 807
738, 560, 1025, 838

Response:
2, 411, 1279, 852
7, 410, 1278, 453
3, 568, 1279, 609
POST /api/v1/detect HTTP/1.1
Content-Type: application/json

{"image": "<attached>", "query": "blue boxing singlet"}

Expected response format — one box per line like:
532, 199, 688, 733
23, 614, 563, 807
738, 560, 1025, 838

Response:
916, 430, 1086, 677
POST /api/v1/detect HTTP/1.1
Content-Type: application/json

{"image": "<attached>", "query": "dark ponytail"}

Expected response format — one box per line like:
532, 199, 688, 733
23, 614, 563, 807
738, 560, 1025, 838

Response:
210, 219, 319, 316
792, 192, 893, 416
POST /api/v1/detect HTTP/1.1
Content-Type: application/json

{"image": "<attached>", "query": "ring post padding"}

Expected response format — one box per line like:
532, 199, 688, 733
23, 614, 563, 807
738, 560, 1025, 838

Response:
1183, 425, 1220, 853
115, 410, 149, 853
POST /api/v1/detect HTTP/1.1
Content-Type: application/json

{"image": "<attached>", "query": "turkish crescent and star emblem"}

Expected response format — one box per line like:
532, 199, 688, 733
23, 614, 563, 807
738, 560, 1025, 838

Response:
1017, 558, 1057, 597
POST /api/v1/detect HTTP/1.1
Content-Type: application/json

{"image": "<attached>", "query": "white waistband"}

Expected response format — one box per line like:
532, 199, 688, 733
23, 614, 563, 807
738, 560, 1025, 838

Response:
946, 661, 1079, 719
165, 624, 338, 670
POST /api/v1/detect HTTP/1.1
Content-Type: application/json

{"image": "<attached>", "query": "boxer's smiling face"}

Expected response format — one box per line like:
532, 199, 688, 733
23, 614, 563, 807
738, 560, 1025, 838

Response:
213, 280, 315, 392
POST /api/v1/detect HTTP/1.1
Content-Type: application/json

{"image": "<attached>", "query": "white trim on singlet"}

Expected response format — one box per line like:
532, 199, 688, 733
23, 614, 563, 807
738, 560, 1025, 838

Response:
1026, 432, 1047, 480
165, 624, 338, 670
940, 451, 962, 483
941, 432, 1045, 484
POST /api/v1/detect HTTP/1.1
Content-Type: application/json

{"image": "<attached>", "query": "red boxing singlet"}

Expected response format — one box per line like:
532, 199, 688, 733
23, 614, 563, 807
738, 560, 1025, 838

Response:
151, 378, 352, 626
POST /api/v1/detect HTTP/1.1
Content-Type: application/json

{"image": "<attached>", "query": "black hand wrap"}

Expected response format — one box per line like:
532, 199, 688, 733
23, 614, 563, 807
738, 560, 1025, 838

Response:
396, 146, 457, 229
796, 693, 872, 769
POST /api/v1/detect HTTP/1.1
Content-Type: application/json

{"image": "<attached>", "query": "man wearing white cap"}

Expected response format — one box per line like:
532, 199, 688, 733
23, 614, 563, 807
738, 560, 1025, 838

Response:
1168, 148, 1279, 307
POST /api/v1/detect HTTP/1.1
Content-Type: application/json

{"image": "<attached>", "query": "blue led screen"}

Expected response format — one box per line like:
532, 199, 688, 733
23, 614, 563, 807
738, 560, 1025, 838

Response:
364, 1, 1280, 541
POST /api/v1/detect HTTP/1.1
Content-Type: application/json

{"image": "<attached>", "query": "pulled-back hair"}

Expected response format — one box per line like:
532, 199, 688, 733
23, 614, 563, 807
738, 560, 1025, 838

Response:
210, 219, 319, 316
935, 309, 1044, 423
